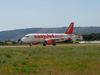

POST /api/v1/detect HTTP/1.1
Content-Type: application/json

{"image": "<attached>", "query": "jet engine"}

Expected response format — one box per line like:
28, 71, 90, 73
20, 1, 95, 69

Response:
46, 40, 53, 45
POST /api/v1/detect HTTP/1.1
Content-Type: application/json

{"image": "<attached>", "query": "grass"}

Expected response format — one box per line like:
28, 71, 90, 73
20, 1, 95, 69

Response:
0, 44, 100, 75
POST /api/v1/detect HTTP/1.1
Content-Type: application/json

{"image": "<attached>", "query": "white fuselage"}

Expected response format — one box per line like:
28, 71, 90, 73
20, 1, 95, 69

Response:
21, 33, 75, 43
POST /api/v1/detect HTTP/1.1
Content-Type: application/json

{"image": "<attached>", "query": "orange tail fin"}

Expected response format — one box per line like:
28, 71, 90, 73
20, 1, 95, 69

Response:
64, 22, 74, 34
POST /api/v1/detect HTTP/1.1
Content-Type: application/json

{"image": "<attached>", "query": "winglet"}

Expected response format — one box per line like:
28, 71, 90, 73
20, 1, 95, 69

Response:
64, 22, 74, 34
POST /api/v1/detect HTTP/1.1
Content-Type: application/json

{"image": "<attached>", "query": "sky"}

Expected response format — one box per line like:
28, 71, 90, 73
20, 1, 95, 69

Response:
0, 0, 100, 31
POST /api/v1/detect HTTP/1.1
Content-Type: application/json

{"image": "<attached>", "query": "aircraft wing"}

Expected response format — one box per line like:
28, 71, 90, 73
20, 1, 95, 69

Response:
44, 34, 75, 42
45, 37, 71, 41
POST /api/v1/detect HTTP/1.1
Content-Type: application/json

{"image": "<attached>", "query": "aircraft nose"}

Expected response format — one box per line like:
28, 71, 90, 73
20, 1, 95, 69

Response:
21, 37, 26, 43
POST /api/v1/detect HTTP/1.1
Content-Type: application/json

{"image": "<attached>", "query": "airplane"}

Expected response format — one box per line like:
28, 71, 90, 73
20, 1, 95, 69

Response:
21, 22, 75, 46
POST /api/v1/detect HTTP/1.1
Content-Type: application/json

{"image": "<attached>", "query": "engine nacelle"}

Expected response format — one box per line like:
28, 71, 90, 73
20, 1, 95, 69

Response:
33, 42, 38, 45
47, 40, 53, 45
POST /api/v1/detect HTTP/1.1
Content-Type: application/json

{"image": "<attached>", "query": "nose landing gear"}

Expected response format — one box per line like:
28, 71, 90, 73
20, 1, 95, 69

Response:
30, 43, 32, 46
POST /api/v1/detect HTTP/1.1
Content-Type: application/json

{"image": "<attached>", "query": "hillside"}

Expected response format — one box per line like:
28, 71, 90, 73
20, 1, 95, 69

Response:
0, 27, 100, 41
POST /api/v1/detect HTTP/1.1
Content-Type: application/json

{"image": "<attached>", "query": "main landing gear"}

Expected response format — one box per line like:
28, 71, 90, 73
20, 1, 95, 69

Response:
43, 41, 47, 46
52, 43, 56, 46
52, 40, 56, 46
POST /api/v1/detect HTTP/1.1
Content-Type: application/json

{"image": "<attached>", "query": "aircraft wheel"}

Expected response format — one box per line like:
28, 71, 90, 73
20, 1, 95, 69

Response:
43, 41, 47, 46
52, 43, 56, 46
43, 43, 46, 46
30, 43, 32, 47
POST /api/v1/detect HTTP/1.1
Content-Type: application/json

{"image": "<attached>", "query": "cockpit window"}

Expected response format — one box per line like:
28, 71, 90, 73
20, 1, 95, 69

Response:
25, 36, 29, 38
